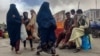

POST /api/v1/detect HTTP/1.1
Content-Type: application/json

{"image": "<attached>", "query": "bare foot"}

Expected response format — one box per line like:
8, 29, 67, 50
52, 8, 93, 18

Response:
31, 48, 35, 51
16, 51, 21, 54
24, 47, 27, 50
11, 47, 14, 51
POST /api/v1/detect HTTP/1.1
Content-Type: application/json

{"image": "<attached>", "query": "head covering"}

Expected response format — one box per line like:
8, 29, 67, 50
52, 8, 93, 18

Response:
37, 2, 56, 28
30, 9, 36, 14
6, 4, 21, 47
7, 4, 21, 23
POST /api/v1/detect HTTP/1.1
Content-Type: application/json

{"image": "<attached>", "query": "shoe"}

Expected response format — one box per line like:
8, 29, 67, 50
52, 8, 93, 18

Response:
59, 46, 66, 49
36, 51, 40, 55
73, 49, 80, 53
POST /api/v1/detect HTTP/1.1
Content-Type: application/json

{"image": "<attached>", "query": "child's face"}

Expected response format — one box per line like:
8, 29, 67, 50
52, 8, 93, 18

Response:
25, 13, 28, 17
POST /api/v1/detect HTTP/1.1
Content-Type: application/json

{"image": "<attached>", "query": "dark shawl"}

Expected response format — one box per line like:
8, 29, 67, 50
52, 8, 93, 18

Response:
6, 4, 21, 47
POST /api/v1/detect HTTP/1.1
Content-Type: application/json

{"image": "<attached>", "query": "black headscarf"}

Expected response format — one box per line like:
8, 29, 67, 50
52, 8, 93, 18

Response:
7, 4, 21, 23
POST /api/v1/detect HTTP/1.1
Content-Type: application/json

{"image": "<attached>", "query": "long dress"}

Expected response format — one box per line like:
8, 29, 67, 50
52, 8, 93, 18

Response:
36, 2, 57, 54
6, 4, 21, 51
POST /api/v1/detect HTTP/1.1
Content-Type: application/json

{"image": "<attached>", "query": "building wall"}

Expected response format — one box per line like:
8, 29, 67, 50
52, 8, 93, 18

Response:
84, 9, 100, 21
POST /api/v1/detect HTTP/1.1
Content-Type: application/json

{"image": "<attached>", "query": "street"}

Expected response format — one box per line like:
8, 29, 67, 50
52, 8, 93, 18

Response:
0, 38, 100, 56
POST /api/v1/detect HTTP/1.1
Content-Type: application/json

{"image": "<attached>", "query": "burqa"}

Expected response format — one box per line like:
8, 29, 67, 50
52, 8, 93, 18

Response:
37, 2, 56, 53
6, 4, 21, 47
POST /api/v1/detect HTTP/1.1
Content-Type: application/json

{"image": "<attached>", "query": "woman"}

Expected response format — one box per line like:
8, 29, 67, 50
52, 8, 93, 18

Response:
36, 2, 58, 56
6, 4, 21, 54
28, 9, 40, 43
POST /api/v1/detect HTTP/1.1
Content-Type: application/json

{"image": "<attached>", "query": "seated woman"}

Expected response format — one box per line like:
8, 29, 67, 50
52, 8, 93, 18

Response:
67, 9, 89, 53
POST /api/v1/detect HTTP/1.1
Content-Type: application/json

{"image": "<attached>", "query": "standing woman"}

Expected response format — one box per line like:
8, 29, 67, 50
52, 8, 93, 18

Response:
36, 2, 58, 56
6, 4, 21, 54
28, 9, 40, 42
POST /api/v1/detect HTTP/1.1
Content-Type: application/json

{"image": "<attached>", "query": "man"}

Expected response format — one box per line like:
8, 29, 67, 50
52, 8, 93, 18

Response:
56, 12, 74, 49
68, 9, 90, 53
71, 9, 76, 19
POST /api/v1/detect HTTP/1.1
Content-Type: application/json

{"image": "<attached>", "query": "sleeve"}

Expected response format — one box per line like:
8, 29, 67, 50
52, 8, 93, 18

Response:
14, 16, 21, 24
84, 18, 90, 28
28, 15, 37, 26
73, 15, 78, 27
64, 19, 67, 30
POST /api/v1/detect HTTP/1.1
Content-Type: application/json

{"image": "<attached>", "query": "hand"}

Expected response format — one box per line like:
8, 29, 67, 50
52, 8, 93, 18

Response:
12, 15, 15, 18
22, 20, 24, 24
63, 30, 66, 33
72, 24, 75, 27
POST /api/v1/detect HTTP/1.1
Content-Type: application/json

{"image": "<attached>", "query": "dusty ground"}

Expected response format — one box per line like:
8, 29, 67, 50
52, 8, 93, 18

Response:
0, 38, 100, 56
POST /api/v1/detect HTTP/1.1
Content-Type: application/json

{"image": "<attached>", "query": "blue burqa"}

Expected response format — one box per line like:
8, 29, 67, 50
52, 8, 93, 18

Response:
6, 4, 21, 47
37, 2, 56, 50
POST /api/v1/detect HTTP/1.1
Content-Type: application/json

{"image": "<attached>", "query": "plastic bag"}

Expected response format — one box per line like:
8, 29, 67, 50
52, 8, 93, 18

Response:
21, 24, 28, 41
81, 35, 91, 50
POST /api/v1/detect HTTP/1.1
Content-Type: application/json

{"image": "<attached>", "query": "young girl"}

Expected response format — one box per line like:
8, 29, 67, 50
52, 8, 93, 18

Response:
22, 12, 34, 51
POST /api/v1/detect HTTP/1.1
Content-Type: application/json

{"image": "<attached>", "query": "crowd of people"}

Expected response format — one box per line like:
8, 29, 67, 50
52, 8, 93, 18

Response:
6, 1, 93, 56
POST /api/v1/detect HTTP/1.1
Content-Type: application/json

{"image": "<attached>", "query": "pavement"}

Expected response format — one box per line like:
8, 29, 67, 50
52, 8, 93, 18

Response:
0, 38, 100, 56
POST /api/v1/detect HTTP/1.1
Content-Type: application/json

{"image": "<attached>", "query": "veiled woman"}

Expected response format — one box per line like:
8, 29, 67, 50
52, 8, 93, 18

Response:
36, 2, 58, 56
6, 4, 21, 54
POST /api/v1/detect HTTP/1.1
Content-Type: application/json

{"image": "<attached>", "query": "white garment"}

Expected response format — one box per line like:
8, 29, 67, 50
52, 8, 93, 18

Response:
71, 15, 74, 19
21, 24, 28, 41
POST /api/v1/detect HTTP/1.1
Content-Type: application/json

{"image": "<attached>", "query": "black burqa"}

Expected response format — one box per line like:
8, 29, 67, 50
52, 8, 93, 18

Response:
6, 4, 21, 47
37, 2, 57, 53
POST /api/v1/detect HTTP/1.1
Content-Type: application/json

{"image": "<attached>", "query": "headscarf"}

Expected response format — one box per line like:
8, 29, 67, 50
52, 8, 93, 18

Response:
37, 2, 56, 28
7, 4, 21, 23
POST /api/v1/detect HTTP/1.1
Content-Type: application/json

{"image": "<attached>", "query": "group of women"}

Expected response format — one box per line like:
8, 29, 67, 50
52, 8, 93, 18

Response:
6, 1, 92, 56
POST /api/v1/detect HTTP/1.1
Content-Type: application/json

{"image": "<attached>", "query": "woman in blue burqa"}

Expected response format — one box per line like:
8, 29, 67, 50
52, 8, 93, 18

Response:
6, 4, 21, 54
36, 2, 58, 56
